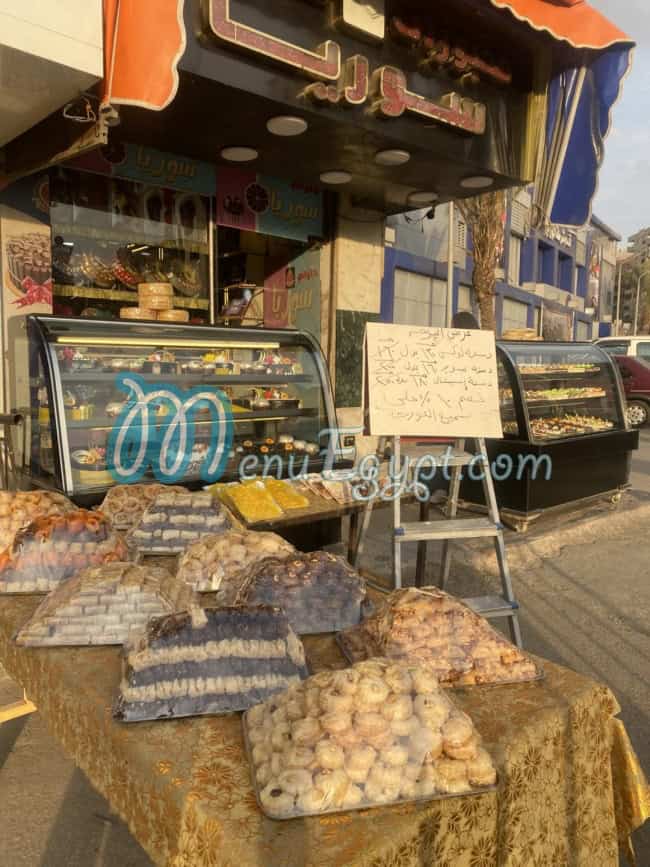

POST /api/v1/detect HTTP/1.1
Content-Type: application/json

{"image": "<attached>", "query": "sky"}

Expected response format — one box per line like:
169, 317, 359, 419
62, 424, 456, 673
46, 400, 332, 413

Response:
589, 0, 650, 242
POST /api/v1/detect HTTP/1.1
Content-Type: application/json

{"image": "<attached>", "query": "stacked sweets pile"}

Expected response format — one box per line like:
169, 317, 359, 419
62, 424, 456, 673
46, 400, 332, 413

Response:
120, 282, 189, 323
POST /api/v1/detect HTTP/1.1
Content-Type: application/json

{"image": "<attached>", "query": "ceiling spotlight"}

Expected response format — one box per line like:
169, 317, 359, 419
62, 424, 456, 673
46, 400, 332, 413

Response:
375, 149, 411, 167
320, 171, 352, 185
267, 116, 308, 136
407, 191, 439, 205
220, 147, 259, 162
460, 175, 494, 190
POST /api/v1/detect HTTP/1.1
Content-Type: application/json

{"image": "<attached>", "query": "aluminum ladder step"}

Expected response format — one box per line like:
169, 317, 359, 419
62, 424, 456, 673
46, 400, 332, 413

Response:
464, 595, 519, 618
396, 517, 502, 542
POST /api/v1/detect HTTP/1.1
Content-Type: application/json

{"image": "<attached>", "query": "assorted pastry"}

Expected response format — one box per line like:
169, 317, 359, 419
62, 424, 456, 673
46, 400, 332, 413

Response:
338, 588, 542, 686
0, 510, 128, 594
127, 491, 230, 553
518, 363, 599, 375
524, 387, 606, 402
0, 491, 75, 552
114, 604, 309, 722
177, 529, 296, 595
15, 562, 197, 647
236, 551, 367, 635
529, 414, 615, 440
244, 658, 497, 819
99, 483, 187, 530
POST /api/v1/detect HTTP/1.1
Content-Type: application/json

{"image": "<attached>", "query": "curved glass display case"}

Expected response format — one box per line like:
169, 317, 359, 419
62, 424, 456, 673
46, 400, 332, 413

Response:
463, 341, 639, 524
27, 316, 340, 503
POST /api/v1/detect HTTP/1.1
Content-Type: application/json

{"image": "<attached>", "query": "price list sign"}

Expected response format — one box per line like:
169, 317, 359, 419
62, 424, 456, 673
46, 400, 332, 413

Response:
364, 324, 503, 439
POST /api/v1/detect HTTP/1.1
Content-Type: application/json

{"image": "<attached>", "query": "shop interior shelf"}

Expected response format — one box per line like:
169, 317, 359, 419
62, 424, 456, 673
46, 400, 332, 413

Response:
53, 284, 210, 310
517, 368, 603, 380
65, 407, 318, 429
51, 223, 209, 255
502, 394, 608, 408
59, 372, 314, 386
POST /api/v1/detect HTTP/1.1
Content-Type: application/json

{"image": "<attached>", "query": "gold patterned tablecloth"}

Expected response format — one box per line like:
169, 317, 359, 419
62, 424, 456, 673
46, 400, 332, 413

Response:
1, 595, 648, 867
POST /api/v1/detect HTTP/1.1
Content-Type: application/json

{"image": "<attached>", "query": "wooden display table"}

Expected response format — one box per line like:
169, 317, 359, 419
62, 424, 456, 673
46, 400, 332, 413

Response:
0, 595, 648, 867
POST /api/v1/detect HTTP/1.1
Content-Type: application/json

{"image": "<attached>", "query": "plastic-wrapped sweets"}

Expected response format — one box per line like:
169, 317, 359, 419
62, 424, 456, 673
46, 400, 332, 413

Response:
338, 587, 542, 686
114, 605, 309, 722
236, 551, 367, 635
99, 483, 187, 530
177, 530, 296, 596
243, 657, 497, 819
0, 490, 75, 551
127, 491, 230, 554
0, 511, 128, 594
14, 562, 198, 647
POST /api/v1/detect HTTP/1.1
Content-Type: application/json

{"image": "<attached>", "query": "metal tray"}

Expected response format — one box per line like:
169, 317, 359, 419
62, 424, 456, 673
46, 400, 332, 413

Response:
242, 713, 497, 821
335, 632, 545, 689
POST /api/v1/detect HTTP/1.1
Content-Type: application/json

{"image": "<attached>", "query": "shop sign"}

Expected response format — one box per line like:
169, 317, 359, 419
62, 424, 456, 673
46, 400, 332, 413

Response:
206, 0, 503, 136
67, 143, 216, 196
217, 167, 324, 243
263, 248, 322, 336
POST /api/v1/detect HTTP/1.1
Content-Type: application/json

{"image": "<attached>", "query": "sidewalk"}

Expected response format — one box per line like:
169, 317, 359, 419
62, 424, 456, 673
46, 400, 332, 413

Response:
1, 478, 649, 864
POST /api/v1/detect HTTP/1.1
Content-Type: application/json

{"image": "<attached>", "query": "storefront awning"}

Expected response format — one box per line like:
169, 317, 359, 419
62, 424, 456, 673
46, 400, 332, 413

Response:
489, 0, 631, 51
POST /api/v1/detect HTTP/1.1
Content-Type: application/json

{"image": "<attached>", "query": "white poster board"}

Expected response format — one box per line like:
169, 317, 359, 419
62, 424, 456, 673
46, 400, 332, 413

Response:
363, 323, 503, 438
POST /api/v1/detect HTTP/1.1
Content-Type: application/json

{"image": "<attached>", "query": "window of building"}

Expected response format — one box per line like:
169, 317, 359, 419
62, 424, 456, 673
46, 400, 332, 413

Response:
508, 234, 522, 286
393, 269, 446, 327
457, 284, 475, 313
575, 320, 591, 341
558, 252, 573, 293
456, 219, 467, 250
501, 297, 529, 334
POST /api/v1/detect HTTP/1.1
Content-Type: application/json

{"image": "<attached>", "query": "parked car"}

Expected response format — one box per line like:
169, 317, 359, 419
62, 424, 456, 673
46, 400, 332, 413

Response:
614, 355, 650, 427
595, 336, 650, 359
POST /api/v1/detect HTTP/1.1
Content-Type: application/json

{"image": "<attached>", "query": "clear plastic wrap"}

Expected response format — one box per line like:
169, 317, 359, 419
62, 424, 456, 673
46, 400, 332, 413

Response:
114, 605, 309, 722
14, 562, 198, 647
99, 484, 187, 530
0, 490, 75, 552
0, 510, 128, 594
236, 551, 367, 635
127, 491, 231, 554
243, 657, 497, 819
222, 482, 285, 523
338, 588, 542, 686
177, 530, 296, 596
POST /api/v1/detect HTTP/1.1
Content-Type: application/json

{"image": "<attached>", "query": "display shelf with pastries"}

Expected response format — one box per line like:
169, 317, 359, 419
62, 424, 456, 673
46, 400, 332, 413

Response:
27, 316, 349, 510
460, 341, 639, 523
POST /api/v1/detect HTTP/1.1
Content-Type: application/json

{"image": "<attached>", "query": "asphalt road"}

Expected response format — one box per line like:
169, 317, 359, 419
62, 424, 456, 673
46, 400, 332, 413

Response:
1, 431, 650, 866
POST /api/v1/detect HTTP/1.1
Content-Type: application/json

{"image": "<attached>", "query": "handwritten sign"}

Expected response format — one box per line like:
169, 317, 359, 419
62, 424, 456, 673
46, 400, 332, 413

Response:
364, 324, 503, 438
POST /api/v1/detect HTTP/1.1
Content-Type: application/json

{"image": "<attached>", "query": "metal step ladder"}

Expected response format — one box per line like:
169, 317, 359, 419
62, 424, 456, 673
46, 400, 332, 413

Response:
353, 436, 522, 648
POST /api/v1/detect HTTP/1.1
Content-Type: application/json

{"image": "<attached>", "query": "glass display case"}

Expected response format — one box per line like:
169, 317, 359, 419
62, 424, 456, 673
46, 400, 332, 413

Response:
27, 316, 340, 503
463, 342, 639, 525
497, 341, 627, 443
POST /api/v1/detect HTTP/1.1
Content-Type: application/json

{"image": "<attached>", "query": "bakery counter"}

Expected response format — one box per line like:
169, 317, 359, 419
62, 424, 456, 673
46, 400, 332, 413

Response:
0, 594, 647, 867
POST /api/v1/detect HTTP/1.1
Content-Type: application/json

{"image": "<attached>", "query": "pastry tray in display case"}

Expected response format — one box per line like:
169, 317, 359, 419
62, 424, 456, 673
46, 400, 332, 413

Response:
27, 316, 343, 503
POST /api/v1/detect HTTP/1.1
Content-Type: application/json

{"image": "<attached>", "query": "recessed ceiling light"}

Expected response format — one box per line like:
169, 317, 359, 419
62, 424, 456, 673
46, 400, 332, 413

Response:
320, 171, 352, 185
267, 116, 308, 136
408, 191, 439, 205
375, 149, 411, 167
221, 147, 259, 162
460, 175, 494, 190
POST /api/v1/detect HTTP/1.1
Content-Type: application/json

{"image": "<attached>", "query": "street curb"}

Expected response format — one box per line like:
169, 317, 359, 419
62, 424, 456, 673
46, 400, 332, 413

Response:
458, 490, 650, 577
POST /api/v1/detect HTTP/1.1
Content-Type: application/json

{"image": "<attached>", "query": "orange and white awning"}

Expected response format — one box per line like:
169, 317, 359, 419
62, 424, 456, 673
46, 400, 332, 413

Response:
489, 0, 632, 50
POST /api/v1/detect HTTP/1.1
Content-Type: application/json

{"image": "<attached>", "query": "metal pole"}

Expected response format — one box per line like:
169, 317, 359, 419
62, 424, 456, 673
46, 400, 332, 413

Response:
615, 263, 623, 336
446, 202, 454, 327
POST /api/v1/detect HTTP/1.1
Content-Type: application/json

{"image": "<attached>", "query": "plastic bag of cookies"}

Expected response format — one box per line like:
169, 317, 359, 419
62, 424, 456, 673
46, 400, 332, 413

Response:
338, 587, 542, 686
127, 491, 231, 554
243, 657, 497, 819
177, 529, 296, 596
0, 490, 75, 552
99, 483, 187, 530
236, 551, 367, 635
0, 510, 128, 594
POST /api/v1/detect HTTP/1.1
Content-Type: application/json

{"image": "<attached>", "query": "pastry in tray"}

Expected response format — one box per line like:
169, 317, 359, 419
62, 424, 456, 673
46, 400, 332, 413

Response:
244, 657, 497, 819
14, 562, 197, 647
222, 481, 285, 523
127, 491, 230, 554
0, 511, 128, 594
113, 605, 309, 722
177, 529, 296, 595
338, 588, 541, 686
262, 479, 310, 511
236, 551, 368, 635
0, 490, 75, 552
99, 484, 188, 530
